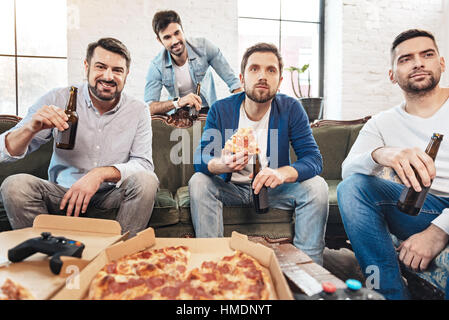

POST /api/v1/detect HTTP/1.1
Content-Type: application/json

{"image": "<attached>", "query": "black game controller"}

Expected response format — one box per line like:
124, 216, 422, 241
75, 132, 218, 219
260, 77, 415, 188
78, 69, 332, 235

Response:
8, 232, 85, 275
294, 279, 386, 300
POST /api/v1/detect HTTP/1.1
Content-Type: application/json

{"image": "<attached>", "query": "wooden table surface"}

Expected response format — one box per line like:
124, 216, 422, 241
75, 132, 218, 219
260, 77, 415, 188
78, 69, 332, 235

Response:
249, 236, 346, 296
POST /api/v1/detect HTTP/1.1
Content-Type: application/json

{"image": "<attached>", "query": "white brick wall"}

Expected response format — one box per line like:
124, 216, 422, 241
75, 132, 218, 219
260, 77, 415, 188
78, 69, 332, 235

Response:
67, 0, 239, 103
333, 0, 446, 120
66, 1, 448, 120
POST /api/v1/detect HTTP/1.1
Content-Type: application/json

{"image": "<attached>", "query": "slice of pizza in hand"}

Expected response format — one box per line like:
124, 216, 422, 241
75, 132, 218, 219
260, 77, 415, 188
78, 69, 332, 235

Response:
224, 128, 260, 155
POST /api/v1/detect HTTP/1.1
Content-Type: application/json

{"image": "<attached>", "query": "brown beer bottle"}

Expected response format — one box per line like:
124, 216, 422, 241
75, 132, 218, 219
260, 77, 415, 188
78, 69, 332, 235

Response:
397, 133, 444, 215
56, 86, 78, 150
252, 153, 269, 214
189, 82, 201, 119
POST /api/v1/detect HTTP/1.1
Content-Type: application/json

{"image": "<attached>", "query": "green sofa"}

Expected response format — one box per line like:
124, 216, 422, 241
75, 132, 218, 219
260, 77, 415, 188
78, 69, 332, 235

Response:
0, 114, 369, 249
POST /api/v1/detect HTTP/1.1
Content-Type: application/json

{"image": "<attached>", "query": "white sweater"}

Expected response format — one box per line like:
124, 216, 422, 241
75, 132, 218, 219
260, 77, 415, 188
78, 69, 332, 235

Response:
342, 99, 449, 234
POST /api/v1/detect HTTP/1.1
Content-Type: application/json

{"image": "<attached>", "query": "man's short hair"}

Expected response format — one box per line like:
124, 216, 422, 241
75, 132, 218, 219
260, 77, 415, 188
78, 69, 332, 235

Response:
391, 29, 439, 62
86, 38, 131, 70
241, 43, 284, 77
152, 10, 182, 38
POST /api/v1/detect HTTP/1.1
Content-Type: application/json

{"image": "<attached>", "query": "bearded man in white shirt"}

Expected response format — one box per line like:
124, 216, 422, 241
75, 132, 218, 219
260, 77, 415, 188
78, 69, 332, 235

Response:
337, 29, 449, 300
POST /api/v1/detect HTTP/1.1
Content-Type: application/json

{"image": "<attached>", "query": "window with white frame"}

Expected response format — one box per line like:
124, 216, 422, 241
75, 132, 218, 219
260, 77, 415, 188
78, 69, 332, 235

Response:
238, 0, 323, 99
0, 0, 68, 117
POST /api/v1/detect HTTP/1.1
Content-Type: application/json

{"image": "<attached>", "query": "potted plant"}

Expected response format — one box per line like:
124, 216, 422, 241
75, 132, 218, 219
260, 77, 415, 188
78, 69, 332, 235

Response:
285, 64, 323, 122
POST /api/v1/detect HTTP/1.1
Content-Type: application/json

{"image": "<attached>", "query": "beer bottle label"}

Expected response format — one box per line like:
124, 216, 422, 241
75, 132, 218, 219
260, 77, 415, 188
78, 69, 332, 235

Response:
258, 187, 269, 208
414, 186, 430, 208
56, 123, 74, 145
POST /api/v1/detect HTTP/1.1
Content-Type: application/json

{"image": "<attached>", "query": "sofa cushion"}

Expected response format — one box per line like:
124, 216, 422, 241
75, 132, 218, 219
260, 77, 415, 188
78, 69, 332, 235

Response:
327, 179, 342, 225
151, 119, 185, 195
148, 189, 179, 228
151, 119, 204, 195
176, 186, 294, 225
311, 126, 352, 180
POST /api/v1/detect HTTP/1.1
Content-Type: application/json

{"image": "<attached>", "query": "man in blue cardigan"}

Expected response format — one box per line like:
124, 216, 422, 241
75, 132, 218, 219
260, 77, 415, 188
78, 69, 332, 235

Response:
189, 43, 328, 265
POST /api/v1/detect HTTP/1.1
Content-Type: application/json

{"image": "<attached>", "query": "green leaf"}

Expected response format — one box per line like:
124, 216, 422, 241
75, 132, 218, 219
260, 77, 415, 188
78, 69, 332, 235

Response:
300, 64, 310, 73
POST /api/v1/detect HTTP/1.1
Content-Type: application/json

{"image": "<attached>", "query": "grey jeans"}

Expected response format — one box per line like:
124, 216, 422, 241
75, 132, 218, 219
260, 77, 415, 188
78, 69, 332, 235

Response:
188, 172, 329, 265
0, 172, 159, 237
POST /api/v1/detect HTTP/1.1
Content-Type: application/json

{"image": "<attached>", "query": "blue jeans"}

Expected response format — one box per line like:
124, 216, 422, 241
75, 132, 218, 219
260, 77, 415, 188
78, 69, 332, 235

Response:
188, 172, 329, 265
337, 173, 449, 300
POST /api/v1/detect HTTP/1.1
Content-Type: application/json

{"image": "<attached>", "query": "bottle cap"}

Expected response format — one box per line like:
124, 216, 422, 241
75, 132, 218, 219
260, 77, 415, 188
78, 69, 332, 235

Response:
345, 279, 362, 291
322, 282, 337, 294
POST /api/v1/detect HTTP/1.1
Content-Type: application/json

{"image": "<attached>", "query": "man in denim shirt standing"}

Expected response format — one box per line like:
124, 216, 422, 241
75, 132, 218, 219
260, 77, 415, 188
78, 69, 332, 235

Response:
145, 10, 242, 115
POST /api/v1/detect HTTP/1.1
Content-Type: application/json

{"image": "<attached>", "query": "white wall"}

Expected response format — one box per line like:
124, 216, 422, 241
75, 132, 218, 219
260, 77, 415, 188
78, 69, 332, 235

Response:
66, 0, 239, 103
442, 0, 449, 86
66, 0, 448, 120
325, 0, 446, 120
323, 0, 343, 119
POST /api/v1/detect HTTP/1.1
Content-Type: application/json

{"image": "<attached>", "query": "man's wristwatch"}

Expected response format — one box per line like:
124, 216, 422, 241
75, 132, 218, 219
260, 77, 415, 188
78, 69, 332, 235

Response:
173, 97, 180, 109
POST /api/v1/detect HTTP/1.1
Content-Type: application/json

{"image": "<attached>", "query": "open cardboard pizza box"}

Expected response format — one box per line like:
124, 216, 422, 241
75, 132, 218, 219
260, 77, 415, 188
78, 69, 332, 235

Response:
0, 214, 126, 300
53, 227, 294, 300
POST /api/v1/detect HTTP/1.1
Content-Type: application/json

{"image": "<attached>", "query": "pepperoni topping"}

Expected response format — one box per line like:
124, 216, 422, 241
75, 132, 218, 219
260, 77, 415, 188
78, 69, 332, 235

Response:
219, 280, 238, 290
203, 273, 217, 282
201, 261, 217, 269
160, 286, 180, 299
160, 255, 175, 264
218, 263, 231, 274
237, 258, 255, 268
177, 265, 187, 273
222, 255, 234, 262
106, 263, 117, 274
139, 251, 152, 259
91, 247, 270, 300
249, 282, 265, 296
109, 278, 145, 294
145, 276, 166, 290
244, 269, 262, 280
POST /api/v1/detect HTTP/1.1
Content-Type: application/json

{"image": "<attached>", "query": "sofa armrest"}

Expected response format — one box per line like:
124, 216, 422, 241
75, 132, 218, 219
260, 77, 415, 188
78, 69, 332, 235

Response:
310, 116, 372, 128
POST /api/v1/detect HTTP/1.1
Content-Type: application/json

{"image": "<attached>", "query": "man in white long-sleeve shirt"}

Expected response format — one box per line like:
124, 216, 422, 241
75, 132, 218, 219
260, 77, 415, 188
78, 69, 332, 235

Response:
337, 29, 449, 300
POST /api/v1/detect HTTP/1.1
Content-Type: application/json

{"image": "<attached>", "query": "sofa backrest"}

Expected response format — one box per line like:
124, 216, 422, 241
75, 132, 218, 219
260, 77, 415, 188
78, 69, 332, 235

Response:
152, 118, 366, 191
0, 114, 367, 193
151, 119, 207, 195
311, 123, 364, 180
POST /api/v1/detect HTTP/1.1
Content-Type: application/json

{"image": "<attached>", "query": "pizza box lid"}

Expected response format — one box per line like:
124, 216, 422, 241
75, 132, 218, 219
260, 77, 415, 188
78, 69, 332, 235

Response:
0, 214, 126, 300
52, 227, 294, 300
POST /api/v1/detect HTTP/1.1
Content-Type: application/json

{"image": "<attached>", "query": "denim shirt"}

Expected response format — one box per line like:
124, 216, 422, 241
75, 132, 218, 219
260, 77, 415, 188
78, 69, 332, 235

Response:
144, 37, 241, 110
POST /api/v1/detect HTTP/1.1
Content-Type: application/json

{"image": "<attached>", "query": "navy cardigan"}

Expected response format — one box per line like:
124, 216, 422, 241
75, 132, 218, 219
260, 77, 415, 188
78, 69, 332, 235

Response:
193, 92, 323, 183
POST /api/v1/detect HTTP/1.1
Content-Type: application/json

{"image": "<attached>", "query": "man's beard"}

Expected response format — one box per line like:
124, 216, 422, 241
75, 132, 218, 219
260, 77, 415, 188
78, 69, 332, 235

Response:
245, 83, 277, 103
87, 67, 124, 101
169, 41, 185, 57
88, 79, 121, 101
400, 70, 440, 95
